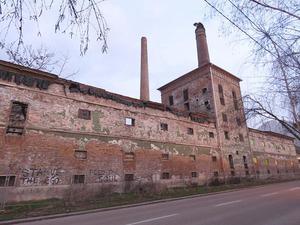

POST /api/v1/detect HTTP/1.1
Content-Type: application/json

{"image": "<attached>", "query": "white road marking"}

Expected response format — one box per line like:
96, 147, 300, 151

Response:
125, 214, 179, 225
261, 192, 279, 197
215, 200, 242, 207
288, 187, 300, 191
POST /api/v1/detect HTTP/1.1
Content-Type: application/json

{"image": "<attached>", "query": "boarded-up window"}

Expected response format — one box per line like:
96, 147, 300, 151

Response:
78, 109, 91, 120
191, 172, 198, 178
124, 174, 134, 181
169, 95, 174, 106
187, 128, 194, 135
161, 172, 170, 179
183, 89, 189, 101
73, 175, 85, 184
6, 101, 28, 135
124, 152, 135, 161
160, 123, 168, 131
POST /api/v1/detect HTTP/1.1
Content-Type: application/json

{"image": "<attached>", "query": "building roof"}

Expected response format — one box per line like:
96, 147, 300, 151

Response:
157, 63, 242, 91
248, 128, 295, 141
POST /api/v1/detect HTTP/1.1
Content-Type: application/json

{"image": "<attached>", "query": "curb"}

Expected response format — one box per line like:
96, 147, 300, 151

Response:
1, 179, 299, 225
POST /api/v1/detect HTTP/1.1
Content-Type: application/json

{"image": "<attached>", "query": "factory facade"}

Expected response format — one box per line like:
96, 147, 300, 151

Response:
0, 23, 298, 202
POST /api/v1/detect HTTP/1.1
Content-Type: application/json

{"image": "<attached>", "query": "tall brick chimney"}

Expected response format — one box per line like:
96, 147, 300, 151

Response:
140, 36, 150, 101
194, 22, 210, 67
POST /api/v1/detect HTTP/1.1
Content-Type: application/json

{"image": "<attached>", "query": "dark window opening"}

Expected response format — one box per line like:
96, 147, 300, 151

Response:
220, 97, 225, 106
214, 171, 219, 177
236, 151, 239, 155
124, 152, 135, 161
224, 131, 230, 140
6, 101, 28, 135
218, 85, 225, 105
204, 101, 211, 110
169, 95, 174, 106
239, 134, 244, 142
236, 118, 242, 126
277, 169, 280, 174
124, 174, 134, 181
229, 155, 234, 169
209, 132, 214, 138
184, 102, 190, 111
162, 172, 170, 180
191, 172, 198, 178
234, 100, 239, 110
183, 89, 189, 101
125, 117, 135, 126
78, 109, 91, 120
267, 169, 271, 174
160, 123, 168, 131
0, 176, 16, 187
202, 88, 207, 94
187, 128, 194, 135
212, 156, 217, 162
222, 113, 228, 122
73, 175, 85, 184
190, 155, 196, 161
231, 170, 235, 176
162, 153, 169, 160
245, 170, 250, 176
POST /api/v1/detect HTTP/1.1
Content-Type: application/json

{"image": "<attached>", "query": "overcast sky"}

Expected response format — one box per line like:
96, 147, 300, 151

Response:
0, 0, 267, 103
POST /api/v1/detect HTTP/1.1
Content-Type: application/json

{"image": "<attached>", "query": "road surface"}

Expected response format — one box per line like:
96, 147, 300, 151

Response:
20, 180, 300, 225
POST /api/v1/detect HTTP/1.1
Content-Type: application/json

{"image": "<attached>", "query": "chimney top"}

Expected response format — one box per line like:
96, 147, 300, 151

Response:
194, 22, 205, 30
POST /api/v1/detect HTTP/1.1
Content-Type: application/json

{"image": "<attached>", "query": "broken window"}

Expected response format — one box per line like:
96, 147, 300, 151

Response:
73, 175, 85, 184
190, 155, 196, 161
222, 113, 228, 122
228, 155, 234, 169
78, 109, 91, 120
224, 131, 230, 140
209, 132, 214, 138
191, 172, 198, 178
187, 127, 194, 135
124, 152, 135, 161
0, 176, 16, 187
169, 95, 174, 106
160, 123, 168, 131
124, 174, 134, 181
183, 89, 189, 101
239, 133, 244, 142
6, 101, 28, 135
212, 156, 217, 162
161, 172, 170, 180
184, 102, 190, 111
162, 153, 169, 160
125, 117, 135, 126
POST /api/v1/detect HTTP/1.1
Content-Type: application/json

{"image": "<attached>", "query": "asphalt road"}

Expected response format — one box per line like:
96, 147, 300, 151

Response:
21, 181, 300, 225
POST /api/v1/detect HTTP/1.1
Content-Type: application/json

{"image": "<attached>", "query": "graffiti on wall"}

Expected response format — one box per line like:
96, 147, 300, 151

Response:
89, 169, 119, 183
21, 168, 62, 186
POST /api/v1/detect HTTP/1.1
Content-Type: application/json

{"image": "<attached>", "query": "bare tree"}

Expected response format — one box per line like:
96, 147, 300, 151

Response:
0, 0, 109, 55
204, 0, 300, 130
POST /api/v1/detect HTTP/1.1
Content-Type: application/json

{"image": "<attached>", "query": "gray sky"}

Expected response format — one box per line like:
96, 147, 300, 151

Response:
0, 0, 267, 103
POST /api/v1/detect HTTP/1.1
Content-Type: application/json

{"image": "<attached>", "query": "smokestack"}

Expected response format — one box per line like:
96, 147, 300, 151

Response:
194, 22, 210, 67
140, 36, 150, 101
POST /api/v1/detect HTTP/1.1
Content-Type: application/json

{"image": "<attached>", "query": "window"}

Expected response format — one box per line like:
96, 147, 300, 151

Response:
224, 131, 230, 140
220, 97, 225, 106
162, 153, 169, 160
124, 152, 135, 161
204, 101, 211, 110
214, 171, 219, 177
236, 118, 242, 126
236, 150, 239, 155
202, 88, 207, 94
231, 170, 235, 176
228, 155, 234, 169
222, 113, 228, 122
169, 95, 174, 106
190, 155, 196, 161
209, 132, 214, 138
267, 169, 271, 174
264, 159, 269, 166
212, 156, 217, 162
232, 91, 239, 110
183, 89, 189, 101
191, 172, 198, 178
0, 176, 16, 187
243, 156, 248, 169
78, 109, 91, 120
160, 123, 168, 131
161, 172, 170, 180
125, 117, 135, 126
184, 102, 190, 111
253, 157, 258, 164
124, 174, 134, 181
74, 150, 87, 160
73, 175, 85, 184
187, 128, 194, 135
239, 133, 244, 142
218, 85, 225, 106
6, 101, 28, 135
245, 170, 250, 176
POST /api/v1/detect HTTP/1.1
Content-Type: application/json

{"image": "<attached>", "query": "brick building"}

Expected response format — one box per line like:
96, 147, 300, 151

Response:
0, 23, 298, 202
